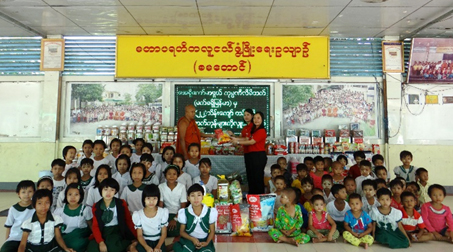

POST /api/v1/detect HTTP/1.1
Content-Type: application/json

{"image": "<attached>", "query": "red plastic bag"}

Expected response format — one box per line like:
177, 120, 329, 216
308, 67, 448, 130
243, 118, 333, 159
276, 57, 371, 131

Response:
215, 129, 231, 145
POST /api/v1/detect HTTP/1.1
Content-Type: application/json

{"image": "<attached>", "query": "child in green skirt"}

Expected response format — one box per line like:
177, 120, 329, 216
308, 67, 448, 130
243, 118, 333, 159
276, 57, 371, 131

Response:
268, 187, 310, 246
173, 184, 218, 252
370, 188, 410, 248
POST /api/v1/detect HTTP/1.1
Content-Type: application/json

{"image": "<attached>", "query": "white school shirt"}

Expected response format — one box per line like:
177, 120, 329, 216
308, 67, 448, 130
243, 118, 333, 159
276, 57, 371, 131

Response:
177, 173, 193, 191
155, 162, 170, 184
362, 196, 380, 214
131, 153, 141, 164
120, 184, 146, 213
369, 206, 402, 231
21, 212, 63, 245
355, 175, 375, 196
184, 160, 200, 178
326, 200, 351, 222
52, 179, 65, 212
106, 153, 117, 169
132, 207, 169, 241
62, 162, 78, 177
53, 204, 92, 234
4, 204, 35, 241
158, 183, 187, 214
268, 180, 277, 193
177, 204, 218, 239
56, 190, 66, 209
91, 157, 111, 177
192, 175, 218, 194
149, 160, 160, 174
323, 190, 335, 205
393, 165, 418, 182
85, 186, 119, 207
113, 171, 131, 196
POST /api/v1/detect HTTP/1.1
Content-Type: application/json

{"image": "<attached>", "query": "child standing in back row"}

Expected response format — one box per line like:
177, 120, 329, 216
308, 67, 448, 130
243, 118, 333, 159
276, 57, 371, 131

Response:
394, 150, 418, 182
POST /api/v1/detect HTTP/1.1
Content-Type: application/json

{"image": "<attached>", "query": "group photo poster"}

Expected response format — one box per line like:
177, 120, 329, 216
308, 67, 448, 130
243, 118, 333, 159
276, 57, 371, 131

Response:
282, 83, 379, 138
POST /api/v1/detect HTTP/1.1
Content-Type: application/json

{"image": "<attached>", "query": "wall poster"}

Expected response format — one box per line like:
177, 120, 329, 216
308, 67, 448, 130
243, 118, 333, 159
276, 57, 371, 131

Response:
63, 82, 163, 138
282, 83, 379, 138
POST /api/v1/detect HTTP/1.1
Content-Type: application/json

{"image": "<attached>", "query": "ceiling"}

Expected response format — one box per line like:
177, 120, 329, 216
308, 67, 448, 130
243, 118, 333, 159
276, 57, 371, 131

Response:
0, 0, 452, 38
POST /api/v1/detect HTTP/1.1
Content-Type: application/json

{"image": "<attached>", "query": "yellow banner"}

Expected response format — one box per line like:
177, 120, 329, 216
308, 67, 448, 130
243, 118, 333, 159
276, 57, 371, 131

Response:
116, 36, 329, 79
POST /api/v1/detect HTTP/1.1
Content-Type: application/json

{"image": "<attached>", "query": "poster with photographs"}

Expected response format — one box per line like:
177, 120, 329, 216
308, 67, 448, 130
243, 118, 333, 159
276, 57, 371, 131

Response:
64, 82, 163, 137
282, 83, 379, 138
408, 38, 453, 84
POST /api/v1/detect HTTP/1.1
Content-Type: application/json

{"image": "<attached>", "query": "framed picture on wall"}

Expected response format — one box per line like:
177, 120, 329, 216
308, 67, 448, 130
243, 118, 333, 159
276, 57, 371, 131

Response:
40, 39, 65, 71
382, 41, 404, 73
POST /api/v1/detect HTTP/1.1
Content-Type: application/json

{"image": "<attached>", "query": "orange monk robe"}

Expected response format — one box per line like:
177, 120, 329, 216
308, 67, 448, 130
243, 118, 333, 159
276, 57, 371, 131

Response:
176, 117, 201, 156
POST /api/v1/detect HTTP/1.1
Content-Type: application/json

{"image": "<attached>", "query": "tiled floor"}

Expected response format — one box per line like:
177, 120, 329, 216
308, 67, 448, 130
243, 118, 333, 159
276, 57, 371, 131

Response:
2, 191, 453, 251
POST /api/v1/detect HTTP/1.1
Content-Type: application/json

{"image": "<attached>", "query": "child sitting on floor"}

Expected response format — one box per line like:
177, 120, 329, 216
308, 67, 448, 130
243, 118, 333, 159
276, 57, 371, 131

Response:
421, 184, 453, 242
273, 175, 287, 216
268, 164, 283, 194
331, 161, 345, 185
401, 191, 433, 242
343, 193, 374, 249
326, 184, 350, 234
307, 195, 339, 243
269, 187, 310, 246
173, 184, 218, 252
361, 179, 380, 214
370, 188, 410, 248
291, 163, 309, 194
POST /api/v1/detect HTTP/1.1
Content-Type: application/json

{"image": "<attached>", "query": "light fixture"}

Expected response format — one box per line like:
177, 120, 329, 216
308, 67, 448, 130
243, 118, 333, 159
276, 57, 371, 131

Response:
360, 0, 388, 3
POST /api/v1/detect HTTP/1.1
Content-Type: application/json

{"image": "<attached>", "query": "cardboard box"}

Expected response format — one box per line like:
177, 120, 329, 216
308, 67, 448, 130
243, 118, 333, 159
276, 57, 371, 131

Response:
325, 136, 336, 144
325, 129, 336, 137
311, 130, 322, 137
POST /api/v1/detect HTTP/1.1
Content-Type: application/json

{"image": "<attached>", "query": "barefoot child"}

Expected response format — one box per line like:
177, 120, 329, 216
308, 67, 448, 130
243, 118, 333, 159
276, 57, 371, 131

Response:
173, 184, 218, 252
401, 191, 433, 242
307, 195, 339, 243
269, 187, 310, 246
343, 193, 374, 249
326, 184, 351, 233
370, 188, 410, 248
421, 184, 453, 242
361, 179, 380, 214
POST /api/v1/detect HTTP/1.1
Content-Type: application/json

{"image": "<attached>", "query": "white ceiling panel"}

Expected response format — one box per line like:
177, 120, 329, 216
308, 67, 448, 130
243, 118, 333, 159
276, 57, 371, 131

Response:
119, 0, 196, 6
32, 25, 89, 35
199, 6, 269, 28
266, 6, 343, 28
273, 0, 351, 7
330, 6, 420, 29
53, 6, 138, 27
142, 26, 203, 35
423, 0, 453, 7
44, 0, 122, 6
0, 0, 46, 6
203, 26, 263, 35
197, 0, 273, 7
349, 0, 429, 7
0, 6, 76, 27
0, 27, 37, 36
330, 27, 386, 37
126, 6, 200, 27
81, 26, 145, 35
262, 27, 324, 36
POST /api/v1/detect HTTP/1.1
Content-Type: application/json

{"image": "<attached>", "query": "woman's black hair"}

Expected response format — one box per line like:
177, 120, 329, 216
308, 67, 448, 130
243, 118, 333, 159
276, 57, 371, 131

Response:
63, 183, 84, 204
428, 184, 446, 198
93, 139, 107, 149
109, 138, 122, 149
65, 167, 82, 185
62, 145, 76, 159
130, 163, 146, 180
119, 144, 133, 153
94, 164, 112, 188
164, 165, 180, 176
98, 178, 119, 195
161, 146, 175, 162
32, 189, 53, 208
243, 108, 254, 124
250, 111, 265, 135
199, 158, 211, 167
115, 154, 131, 172
187, 183, 204, 196
142, 184, 160, 207
171, 153, 185, 169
